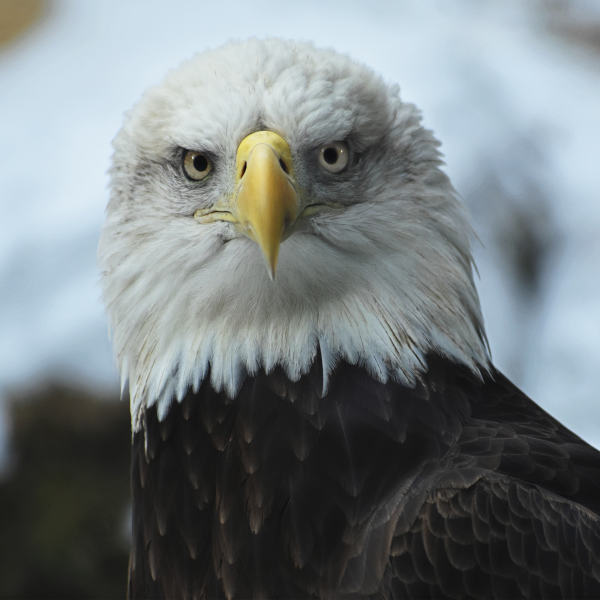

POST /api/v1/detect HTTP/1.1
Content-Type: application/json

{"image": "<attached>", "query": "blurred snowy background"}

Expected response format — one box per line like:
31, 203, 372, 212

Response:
1, 1, 600, 455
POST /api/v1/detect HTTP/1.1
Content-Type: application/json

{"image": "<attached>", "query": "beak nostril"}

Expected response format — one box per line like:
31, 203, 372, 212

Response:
240, 162, 247, 178
279, 159, 288, 174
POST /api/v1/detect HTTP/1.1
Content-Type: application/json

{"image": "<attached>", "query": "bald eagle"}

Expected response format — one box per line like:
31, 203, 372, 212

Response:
99, 39, 600, 599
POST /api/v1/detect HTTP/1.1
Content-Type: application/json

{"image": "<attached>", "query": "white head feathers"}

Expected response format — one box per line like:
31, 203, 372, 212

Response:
99, 39, 489, 431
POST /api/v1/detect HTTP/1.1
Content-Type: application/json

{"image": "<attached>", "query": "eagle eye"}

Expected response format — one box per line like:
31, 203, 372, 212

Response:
183, 150, 212, 180
318, 142, 349, 173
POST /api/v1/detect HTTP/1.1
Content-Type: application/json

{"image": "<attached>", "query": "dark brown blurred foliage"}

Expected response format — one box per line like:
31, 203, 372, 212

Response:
0, 386, 131, 599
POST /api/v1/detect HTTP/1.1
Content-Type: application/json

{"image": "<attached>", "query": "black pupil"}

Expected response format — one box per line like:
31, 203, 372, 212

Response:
323, 147, 338, 164
193, 154, 208, 172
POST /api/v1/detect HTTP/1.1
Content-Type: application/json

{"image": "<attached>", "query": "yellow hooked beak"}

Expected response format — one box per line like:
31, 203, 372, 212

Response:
195, 131, 301, 279
234, 131, 300, 278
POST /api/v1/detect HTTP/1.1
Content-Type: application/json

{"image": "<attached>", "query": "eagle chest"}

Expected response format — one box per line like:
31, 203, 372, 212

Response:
129, 364, 460, 598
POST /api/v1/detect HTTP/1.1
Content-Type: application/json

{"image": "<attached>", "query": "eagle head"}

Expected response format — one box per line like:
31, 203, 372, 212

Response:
98, 38, 488, 429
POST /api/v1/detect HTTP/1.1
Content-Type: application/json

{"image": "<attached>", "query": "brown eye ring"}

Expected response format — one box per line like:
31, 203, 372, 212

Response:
318, 142, 349, 173
183, 150, 212, 180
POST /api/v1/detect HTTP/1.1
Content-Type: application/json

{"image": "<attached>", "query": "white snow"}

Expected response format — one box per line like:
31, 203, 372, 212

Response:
1, 0, 599, 458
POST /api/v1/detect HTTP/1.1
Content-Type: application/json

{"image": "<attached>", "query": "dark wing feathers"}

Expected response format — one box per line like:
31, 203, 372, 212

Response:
386, 478, 600, 599
128, 355, 600, 598
464, 371, 600, 516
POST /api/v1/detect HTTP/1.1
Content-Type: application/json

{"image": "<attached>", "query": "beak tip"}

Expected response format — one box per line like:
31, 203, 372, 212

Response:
263, 250, 278, 281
